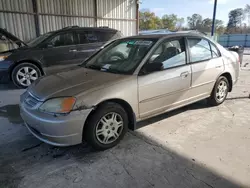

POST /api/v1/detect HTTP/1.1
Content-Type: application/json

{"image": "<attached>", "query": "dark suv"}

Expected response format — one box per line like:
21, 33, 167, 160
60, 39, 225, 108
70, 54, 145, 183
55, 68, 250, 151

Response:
0, 26, 122, 88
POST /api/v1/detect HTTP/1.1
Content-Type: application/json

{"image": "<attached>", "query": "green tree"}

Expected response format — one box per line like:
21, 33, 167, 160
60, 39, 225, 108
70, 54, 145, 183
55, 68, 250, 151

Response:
139, 10, 163, 30
161, 14, 177, 30
176, 17, 185, 30
245, 4, 250, 26
187, 14, 203, 29
202, 18, 213, 30
227, 8, 244, 32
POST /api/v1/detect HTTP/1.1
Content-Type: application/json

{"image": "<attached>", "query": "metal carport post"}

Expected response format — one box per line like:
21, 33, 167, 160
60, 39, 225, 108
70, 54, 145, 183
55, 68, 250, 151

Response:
211, 0, 218, 36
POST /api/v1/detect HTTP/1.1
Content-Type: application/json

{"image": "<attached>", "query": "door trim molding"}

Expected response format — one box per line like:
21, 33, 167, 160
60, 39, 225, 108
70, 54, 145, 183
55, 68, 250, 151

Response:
139, 87, 190, 104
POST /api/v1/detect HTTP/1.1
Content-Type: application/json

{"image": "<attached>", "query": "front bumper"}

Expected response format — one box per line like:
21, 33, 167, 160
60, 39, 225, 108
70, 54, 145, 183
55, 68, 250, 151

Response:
0, 60, 14, 83
0, 69, 10, 83
20, 104, 93, 146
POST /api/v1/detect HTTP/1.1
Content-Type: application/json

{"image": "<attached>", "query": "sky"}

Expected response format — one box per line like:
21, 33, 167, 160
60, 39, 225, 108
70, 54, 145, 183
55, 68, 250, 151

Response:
140, 0, 249, 26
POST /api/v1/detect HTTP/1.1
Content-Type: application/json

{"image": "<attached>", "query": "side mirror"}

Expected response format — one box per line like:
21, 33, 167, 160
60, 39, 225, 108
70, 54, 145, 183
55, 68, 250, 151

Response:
143, 62, 163, 73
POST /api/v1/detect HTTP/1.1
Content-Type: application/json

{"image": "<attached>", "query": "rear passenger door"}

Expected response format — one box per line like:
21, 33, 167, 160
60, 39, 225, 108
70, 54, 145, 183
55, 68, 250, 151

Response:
187, 37, 224, 97
74, 30, 105, 64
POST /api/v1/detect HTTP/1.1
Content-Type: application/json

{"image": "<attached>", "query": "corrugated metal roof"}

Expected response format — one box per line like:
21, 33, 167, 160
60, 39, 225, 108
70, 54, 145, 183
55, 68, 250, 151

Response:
0, 0, 33, 12
0, 0, 137, 40
0, 12, 36, 41
37, 0, 94, 16
97, 19, 136, 36
97, 0, 136, 19
39, 15, 95, 34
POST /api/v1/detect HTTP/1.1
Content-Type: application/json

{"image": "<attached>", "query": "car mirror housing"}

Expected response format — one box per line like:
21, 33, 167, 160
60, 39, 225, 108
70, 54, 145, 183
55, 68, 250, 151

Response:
144, 62, 163, 73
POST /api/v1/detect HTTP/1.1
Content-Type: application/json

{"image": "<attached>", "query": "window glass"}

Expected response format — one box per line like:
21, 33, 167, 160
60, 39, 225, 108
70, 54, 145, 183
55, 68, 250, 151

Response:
49, 33, 74, 47
210, 43, 220, 58
148, 38, 186, 69
77, 32, 88, 44
27, 32, 53, 47
84, 38, 157, 74
97, 31, 116, 42
85, 31, 98, 43
188, 38, 212, 62
77, 31, 98, 44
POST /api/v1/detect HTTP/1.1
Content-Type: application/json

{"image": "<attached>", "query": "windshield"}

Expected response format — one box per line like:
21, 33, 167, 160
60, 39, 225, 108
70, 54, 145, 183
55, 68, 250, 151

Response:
27, 32, 53, 47
84, 38, 157, 74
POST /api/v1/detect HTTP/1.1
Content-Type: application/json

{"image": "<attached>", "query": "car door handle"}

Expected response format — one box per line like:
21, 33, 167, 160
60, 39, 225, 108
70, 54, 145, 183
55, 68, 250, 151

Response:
215, 65, 222, 68
180, 71, 189, 78
69, 49, 77, 52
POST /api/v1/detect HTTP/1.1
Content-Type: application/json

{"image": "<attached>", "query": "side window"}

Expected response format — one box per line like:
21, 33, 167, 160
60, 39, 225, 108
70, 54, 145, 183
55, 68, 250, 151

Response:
148, 38, 186, 69
85, 31, 98, 43
210, 42, 220, 58
187, 38, 212, 62
49, 33, 75, 47
97, 31, 116, 42
76, 31, 99, 44
77, 32, 88, 44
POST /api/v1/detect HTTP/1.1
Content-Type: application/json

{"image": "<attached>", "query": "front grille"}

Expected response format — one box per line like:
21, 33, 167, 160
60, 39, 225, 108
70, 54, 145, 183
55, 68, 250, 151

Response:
24, 92, 40, 108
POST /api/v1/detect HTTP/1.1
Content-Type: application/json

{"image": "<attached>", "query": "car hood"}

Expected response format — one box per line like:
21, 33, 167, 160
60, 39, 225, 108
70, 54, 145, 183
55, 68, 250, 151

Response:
0, 28, 27, 47
28, 67, 131, 101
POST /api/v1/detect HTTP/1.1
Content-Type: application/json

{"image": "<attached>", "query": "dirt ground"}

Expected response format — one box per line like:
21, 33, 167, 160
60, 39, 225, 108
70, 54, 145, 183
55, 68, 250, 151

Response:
0, 56, 250, 188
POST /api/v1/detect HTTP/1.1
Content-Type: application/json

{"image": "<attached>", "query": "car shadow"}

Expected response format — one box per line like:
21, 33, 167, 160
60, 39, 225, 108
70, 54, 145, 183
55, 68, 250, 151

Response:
0, 83, 18, 90
0, 130, 242, 187
137, 100, 209, 129
226, 96, 250, 100
0, 104, 23, 124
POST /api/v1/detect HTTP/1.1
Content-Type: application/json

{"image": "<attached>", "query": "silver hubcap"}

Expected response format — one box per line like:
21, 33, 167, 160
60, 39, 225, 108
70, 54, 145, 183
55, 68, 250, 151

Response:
216, 80, 228, 102
96, 112, 124, 144
16, 67, 38, 86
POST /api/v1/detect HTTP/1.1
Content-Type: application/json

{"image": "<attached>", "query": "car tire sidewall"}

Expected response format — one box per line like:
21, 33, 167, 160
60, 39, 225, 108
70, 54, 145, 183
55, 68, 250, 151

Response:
11, 63, 41, 89
211, 76, 229, 105
84, 102, 128, 150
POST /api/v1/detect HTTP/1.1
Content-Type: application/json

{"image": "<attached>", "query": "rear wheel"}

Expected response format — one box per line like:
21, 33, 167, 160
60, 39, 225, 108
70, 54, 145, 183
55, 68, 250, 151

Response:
208, 76, 229, 106
84, 102, 128, 150
11, 63, 41, 89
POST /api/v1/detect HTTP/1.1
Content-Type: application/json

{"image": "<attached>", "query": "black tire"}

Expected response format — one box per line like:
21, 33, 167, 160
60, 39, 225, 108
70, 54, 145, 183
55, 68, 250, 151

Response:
84, 102, 128, 150
11, 63, 42, 89
208, 76, 229, 106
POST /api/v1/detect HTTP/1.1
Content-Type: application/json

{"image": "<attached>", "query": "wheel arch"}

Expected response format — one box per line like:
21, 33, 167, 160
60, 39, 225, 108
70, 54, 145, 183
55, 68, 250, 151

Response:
83, 98, 136, 133
219, 72, 233, 92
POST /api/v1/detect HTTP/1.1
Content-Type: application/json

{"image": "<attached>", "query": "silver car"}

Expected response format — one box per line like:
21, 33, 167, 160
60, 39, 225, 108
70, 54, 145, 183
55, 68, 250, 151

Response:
20, 32, 240, 150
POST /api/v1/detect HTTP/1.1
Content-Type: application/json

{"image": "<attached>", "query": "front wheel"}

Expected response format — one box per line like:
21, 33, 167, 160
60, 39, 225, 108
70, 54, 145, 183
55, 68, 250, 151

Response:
84, 102, 128, 150
208, 76, 229, 106
11, 63, 41, 89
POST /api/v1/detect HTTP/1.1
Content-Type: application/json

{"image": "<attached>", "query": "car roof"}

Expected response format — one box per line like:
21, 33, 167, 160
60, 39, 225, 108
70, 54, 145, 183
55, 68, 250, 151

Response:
128, 31, 206, 40
53, 26, 119, 33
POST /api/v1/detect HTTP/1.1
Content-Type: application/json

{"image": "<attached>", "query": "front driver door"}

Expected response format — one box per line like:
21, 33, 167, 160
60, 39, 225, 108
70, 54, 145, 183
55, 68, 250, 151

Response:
42, 31, 78, 75
138, 37, 192, 119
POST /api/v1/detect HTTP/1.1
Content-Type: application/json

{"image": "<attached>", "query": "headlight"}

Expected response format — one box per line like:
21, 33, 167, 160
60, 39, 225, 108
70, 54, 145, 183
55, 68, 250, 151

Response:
0, 56, 8, 61
39, 97, 76, 114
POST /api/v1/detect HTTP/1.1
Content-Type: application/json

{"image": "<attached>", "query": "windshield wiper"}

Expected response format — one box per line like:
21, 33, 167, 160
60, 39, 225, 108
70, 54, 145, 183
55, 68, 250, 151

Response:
101, 68, 127, 74
85, 64, 127, 74
85, 64, 101, 70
